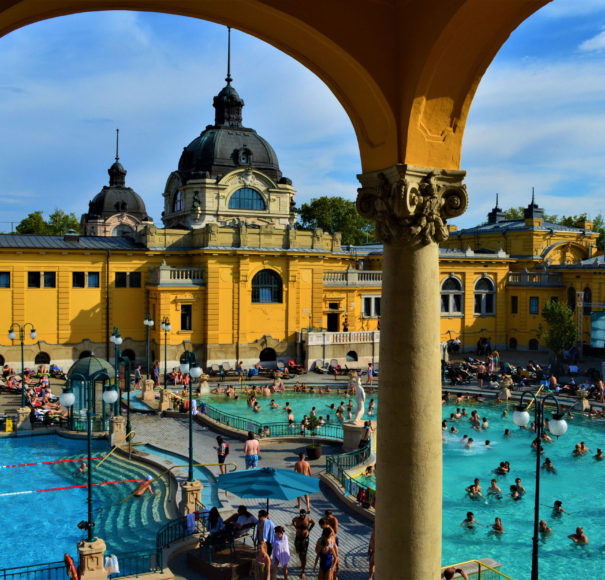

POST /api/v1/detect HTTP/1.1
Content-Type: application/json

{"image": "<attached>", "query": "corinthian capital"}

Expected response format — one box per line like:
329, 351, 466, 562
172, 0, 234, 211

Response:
356, 164, 468, 245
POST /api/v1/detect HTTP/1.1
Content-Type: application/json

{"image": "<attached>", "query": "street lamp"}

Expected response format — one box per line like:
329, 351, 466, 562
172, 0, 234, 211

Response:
109, 328, 123, 417
180, 350, 202, 482
512, 392, 568, 580
8, 322, 37, 408
143, 313, 154, 379
160, 318, 171, 390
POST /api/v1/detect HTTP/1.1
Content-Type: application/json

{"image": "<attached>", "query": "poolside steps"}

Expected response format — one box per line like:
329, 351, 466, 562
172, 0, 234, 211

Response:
52, 452, 174, 554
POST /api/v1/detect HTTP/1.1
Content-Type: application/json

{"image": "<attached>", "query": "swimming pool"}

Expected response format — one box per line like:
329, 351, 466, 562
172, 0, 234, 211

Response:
200, 390, 378, 425
349, 399, 605, 578
0, 435, 172, 568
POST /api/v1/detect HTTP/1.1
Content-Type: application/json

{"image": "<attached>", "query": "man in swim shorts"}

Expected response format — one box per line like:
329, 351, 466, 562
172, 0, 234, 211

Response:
292, 509, 315, 578
134, 475, 154, 497
244, 431, 260, 469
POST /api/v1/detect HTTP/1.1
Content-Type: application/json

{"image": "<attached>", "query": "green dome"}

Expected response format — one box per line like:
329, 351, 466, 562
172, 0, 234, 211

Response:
67, 356, 115, 381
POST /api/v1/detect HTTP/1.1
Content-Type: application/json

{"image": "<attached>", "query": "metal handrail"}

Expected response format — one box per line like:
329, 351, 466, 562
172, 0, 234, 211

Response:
119, 462, 237, 504
442, 559, 514, 579
0, 560, 67, 580
94, 430, 136, 470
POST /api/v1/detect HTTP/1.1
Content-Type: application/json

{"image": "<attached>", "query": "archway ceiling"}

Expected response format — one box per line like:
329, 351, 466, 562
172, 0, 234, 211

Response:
0, 0, 549, 171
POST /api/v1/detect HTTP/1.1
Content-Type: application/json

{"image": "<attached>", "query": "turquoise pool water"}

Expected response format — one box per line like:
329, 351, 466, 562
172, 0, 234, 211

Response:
137, 444, 221, 508
349, 400, 605, 579
200, 390, 378, 425
0, 435, 172, 568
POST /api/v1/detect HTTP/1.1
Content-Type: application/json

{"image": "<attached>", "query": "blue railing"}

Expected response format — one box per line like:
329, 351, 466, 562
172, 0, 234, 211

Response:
109, 550, 162, 578
0, 561, 67, 580
325, 443, 371, 486
201, 403, 343, 440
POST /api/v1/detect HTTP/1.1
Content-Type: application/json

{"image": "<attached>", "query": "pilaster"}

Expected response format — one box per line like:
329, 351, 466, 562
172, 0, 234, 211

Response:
179, 479, 202, 516
77, 537, 107, 580
110, 416, 126, 446
16, 407, 31, 431
357, 163, 467, 580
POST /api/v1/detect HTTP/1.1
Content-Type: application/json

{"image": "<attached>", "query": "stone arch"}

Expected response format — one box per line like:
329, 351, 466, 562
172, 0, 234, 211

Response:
259, 347, 276, 362
79, 350, 92, 359
122, 348, 136, 362
34, 352, 51, 365
509, 337, 517, 350
0, 354, 5, 366
0, 2, 547, 171
346, 350, 358, 362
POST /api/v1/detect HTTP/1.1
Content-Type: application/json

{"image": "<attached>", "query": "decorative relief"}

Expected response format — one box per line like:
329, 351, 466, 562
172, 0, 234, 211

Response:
239, 168, 256, 187
356, 164, 468, 246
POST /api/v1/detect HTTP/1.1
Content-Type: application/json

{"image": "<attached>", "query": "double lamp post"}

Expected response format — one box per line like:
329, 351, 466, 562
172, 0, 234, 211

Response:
8, 322, 37, 408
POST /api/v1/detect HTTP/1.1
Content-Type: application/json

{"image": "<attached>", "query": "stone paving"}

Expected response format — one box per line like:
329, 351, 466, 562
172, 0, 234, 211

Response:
130, 413, 373, 580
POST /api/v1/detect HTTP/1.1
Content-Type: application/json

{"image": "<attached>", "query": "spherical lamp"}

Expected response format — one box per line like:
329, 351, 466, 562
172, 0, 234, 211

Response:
512, 406, 531, 428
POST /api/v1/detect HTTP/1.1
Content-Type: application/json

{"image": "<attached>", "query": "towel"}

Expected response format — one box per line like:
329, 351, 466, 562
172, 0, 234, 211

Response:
186, 512, 196, 533
191, 400, 198, 416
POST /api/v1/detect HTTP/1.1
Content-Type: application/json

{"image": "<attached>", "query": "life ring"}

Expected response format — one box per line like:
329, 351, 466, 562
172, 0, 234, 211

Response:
64, 554, 78, 580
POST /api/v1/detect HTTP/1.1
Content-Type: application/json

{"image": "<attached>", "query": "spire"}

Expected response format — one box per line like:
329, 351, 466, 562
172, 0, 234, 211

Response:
226, 27, 232, 85
531, 186, 535, 206
487, 192, 505, 224
213, 26, 244, 127
108, 129, 126, 187
524, 186, 543, 221
495, 193, 500, 210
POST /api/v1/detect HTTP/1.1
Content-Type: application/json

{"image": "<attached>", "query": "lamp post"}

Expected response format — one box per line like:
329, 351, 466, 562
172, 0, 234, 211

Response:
160, 318, 171, 389
179, 351, 202, 482
8, 322, 37, 408
109, 327, 123, 417
119, 354, 132, 440
143, 313, 154, 379
512, 392, 568, 580
60, 374, 116, 542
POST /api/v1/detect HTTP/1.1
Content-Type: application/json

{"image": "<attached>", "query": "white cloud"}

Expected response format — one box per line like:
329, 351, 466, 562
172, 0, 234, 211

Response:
540, 0, 605, 18
579, 27, 605, 51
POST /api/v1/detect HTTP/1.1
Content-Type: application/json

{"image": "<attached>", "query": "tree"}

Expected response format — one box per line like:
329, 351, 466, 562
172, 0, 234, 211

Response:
538, 300, 577, 367
297, 196, 375, 245
15, 209, 79, 235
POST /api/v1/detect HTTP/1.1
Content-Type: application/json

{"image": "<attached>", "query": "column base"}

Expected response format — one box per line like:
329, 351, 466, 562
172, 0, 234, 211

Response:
16, 407, 31, 431
179, 479, 202, 516
342, 421, 365, 452
110, 416, 126, 446
142, 379, 155, 402
77, 537, 107, 580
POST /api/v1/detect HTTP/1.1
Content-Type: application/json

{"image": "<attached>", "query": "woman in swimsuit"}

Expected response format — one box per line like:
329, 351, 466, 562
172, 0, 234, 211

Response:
314, 538, 337, 579
253, 540, 271, 580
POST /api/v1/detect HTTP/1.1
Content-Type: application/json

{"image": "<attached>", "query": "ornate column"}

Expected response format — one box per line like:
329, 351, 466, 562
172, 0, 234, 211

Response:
357, 164, 467, 579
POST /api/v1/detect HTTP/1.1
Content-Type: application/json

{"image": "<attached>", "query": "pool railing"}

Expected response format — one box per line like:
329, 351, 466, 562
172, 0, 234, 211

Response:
201, 403, 344, 440
441, 559, 513, 579
156, 511, 207, 552
0, 561, 68, 580
325, 443, 372, 486
109, 550, 163, 578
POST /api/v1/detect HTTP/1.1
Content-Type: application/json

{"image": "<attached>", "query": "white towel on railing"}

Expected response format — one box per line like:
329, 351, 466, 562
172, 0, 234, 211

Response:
104, 554, 120, 576
191, 400, 198, 416
186, 512, 196, 532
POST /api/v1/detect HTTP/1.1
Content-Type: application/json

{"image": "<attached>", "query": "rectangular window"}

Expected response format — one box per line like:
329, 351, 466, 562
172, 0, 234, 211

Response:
181, 304, 192, 331
115, 272, 127, 288
485, 294, 494, 314
27, 272, 41, 288
529, 296, 539, 315
374, 297, 380, 316
511, 296, 518, 314
362, 296, 380, 317
474, 294, 482, 315
129, 272, 141, 288
43, 272, 56, 288
72, 272, 85, 288
0, 272, 10, 288
363, 297, 372, 317
441, 295, 449, 313
452, 294, 462, 313
88, 272, 100, 288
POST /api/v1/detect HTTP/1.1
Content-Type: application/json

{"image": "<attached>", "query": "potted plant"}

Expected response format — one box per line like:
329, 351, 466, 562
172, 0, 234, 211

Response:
305, 415, 323, 460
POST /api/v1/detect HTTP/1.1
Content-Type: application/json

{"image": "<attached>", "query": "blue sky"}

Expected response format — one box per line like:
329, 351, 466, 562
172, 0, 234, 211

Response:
1, 1, 605, 231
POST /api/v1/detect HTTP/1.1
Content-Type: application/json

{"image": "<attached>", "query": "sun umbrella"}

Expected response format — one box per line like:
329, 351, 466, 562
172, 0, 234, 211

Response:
217, 467, 320, 512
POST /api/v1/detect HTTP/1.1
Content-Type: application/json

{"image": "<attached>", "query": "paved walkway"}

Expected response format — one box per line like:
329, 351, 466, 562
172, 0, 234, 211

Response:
130, 414, 373, 580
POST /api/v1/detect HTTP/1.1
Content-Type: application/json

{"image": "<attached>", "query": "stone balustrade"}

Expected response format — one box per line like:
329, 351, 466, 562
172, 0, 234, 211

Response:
323, 270, 382, 286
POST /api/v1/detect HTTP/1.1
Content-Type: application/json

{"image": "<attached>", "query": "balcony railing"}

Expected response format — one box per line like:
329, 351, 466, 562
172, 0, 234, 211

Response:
148, 261, 206, 287
323, 270, 382, 287
507, 271, 563, 287
306, 331, 380, 346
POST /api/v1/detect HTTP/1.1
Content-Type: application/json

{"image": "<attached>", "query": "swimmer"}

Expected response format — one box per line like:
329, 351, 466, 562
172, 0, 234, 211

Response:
461, 408, 468, 417
450, 426, 459, 435
368, 399, 375, 416
270, 399, 281, 409
502, 409, 508, 417
365, 465, 375, 476
310, 406, 317, 418
514, 478, 525, 495
487, 479, 502, 499
460, 512, 480, 529
134, 475, 154, 497
264, 425, 271, 437
455, 408, 462, 419
285, 402, 292, 413
541, 432, 552, 444
504, 429, 511, 438
461, 435, 468, 446
539, 520, 552, 536
572, 443, 583, 456
552, 500, 567, 517
490, 517, 504, 535
568, 526, 588, 544
594, 448, 604, 461
482, 417, 488, 430
509, 485, 521, 501
442, 420, 448, 431
465, 478, 483, 500
253, 402, 262, 413
542, 457, 556, 472
465, 438, 474, 450
580, 441, 590, 454
485, 440, 491, 449
77, 461, 87, 475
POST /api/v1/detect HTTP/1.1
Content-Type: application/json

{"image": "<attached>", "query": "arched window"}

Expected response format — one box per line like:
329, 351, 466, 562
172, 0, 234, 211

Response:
509, 338, 518, 350
112, 224, 133, 237
228, 188, 266, 211
122, 349, 136, 362
441, 276, 464, 315
474, 276, 496, 315
0, 354, 5, 366
346, 350, 358, 362
35, 352, 50, 365
568, 287, 576, 313
529, 338, 539, 351
173, 191, 183, 212
252, 269, 283, 303
583, 287, 592, 316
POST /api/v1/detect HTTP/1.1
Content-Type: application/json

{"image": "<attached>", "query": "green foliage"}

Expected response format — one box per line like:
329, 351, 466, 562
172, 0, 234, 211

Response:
297, 196, 375, 245
537, 300, 577, 361
15, 209, 79, 236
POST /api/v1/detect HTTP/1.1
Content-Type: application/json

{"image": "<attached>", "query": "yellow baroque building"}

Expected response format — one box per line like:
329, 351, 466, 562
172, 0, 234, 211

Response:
0, 78, 603, 371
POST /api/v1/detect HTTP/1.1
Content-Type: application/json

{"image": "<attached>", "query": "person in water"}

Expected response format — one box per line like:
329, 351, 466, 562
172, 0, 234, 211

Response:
539, 520, 552, 536
490, 517, 504, 535
460, 512, 480, 529
542, 457, 556, 472
487, 479, 502, 499
568, 526, 588, 544
134, 475, 154, 497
